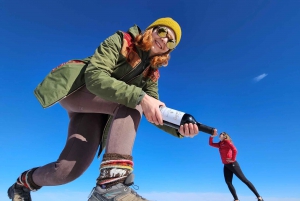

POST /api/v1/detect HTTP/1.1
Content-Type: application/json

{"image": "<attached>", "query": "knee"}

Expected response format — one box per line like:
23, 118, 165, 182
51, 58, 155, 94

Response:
225, 180, 232, 185
242, 179, 251, 185
54, 161, 85, 184
118, 105, 142, 120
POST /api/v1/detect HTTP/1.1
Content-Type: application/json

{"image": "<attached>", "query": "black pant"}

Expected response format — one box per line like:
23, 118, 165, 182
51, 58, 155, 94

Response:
224, 161, 260, 200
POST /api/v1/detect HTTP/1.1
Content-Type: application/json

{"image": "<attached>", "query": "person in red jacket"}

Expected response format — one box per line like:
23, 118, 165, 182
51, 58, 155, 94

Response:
209, 131, 264, 201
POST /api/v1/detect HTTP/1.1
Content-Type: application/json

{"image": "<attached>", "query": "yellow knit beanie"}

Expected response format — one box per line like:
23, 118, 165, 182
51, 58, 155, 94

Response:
146, 17, 182, 46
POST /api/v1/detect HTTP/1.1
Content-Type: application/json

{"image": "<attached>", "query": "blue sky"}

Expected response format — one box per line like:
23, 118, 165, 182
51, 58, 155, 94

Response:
1, 0, 300, 201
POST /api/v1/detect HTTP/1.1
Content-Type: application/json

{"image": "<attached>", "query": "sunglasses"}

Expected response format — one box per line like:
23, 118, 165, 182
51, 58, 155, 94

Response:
156, 26, 176, 50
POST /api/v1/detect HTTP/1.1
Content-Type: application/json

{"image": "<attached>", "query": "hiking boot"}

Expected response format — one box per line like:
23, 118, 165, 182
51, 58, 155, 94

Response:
88, 173, 149, 201
8, 183, 32, 201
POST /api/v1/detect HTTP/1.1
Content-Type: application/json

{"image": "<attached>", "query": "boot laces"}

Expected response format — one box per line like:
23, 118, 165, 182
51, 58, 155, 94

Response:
125, 184, 147, 200
103, 184, 146, 200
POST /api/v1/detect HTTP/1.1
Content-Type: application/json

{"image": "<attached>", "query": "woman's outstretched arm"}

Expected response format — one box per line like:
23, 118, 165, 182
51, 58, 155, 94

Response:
209, 131, 220, 148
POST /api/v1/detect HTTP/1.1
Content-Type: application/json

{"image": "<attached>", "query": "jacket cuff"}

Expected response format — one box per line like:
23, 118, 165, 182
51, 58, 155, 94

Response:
136, 91, 146, 105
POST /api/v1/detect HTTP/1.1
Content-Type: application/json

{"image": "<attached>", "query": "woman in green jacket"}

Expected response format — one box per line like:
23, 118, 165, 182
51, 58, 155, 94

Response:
7, 17, 200, 201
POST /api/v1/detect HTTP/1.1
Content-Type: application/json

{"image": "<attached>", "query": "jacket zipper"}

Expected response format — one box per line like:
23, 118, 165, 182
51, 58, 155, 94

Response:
126, 63, 152, 84
126, 74, 141, 84
118, 60, 142, 82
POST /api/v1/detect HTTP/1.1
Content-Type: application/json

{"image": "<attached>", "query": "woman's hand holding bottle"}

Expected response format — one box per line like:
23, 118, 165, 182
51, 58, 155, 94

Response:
178, 123, 199, 138
211, 129, 218, 137
141, 94, 165, 125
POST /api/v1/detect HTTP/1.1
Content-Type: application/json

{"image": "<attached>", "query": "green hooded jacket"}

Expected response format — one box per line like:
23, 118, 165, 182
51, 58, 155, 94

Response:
34, 25, 183, 155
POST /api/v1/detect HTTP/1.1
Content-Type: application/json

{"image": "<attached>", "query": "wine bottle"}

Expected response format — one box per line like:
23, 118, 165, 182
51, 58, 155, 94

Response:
159, 106, 215, 135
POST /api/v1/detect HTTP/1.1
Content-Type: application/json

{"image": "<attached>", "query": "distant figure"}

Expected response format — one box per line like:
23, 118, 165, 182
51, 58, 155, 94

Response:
209, 131, 264, 201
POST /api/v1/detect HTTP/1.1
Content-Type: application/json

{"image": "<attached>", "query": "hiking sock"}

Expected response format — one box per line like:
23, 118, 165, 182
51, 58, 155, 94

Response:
16, 167, 41, 191
97, 153, 133, 188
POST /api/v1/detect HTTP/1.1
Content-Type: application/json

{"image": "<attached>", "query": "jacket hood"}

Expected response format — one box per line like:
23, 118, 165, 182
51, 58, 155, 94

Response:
128, 24, 142, 38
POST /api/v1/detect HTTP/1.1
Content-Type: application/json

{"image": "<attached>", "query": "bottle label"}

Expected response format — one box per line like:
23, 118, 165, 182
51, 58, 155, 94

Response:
160, 106, 185, 125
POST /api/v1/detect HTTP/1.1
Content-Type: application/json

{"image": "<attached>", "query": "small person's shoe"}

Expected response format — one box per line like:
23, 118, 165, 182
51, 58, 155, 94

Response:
88, 173, 148, 201
7, 183, 32, 201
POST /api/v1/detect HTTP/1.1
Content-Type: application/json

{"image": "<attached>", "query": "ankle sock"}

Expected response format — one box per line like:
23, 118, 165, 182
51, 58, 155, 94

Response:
97, 153, 133, 188
17, 167, 41, 191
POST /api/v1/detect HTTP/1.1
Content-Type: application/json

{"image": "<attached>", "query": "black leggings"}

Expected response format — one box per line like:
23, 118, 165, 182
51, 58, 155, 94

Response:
224, 161, 260, 200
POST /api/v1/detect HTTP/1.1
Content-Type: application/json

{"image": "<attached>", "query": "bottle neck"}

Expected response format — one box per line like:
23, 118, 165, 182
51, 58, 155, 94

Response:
196, 122, 214, 135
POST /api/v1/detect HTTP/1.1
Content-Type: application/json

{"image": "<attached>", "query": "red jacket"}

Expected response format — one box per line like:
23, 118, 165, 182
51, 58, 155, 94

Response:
209, 137, 237, 164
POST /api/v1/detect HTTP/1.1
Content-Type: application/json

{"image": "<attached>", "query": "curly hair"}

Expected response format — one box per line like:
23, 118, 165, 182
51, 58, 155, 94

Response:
220, 132, 233, 142
134, 29, 170, 69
